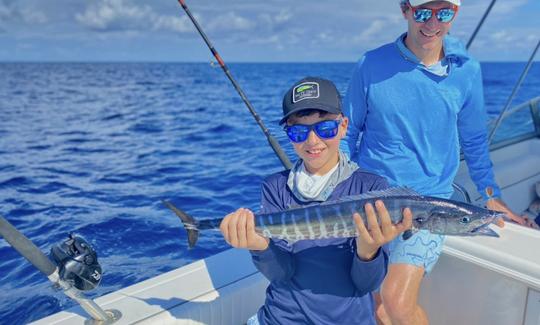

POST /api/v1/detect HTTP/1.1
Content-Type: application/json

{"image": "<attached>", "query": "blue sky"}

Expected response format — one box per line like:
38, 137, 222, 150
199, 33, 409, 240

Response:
1, 0, 538, 62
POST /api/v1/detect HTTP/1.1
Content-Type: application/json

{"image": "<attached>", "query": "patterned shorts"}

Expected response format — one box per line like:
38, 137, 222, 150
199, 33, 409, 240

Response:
387, 230, 445, 274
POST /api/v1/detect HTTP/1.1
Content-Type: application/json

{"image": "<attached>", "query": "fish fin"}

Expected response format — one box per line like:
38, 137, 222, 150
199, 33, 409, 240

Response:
287, 203, 301, 210
472, 225, 499, 238
329, 187, 422, 205
162, 200, 200, 248
402, 229, 417, 241
287, 201, 321, 210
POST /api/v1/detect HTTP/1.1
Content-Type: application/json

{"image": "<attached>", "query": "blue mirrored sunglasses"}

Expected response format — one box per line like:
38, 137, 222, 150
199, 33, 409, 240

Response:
284, 119, 342, 143
412, 6, 457, 23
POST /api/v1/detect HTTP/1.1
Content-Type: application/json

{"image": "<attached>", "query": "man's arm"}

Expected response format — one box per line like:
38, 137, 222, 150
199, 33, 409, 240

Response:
458, 65, 531, 226
486, 198, 538, 228
341, 58, 369, 159
457, 65, 500, 200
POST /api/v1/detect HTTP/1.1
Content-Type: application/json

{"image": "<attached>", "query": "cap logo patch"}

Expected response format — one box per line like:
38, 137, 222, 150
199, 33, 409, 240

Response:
293, 82, 319, 103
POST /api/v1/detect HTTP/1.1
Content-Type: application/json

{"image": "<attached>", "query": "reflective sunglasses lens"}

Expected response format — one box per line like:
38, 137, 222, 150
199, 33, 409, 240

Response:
314, 121, 339, 139
413, 9, 432, 23
437, 9, 455, 22
286, 125, 309, 143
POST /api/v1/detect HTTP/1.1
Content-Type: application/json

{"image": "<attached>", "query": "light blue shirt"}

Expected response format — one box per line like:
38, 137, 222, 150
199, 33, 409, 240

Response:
341, 34, 500, 200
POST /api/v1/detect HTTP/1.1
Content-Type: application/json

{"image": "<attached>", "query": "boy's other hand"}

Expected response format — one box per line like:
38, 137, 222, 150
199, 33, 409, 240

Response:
220, 208, 270, 251
353, 200, 412, 261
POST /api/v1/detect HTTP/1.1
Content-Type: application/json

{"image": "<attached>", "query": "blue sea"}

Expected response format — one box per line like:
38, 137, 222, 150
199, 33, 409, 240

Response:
0, 62, 538, 324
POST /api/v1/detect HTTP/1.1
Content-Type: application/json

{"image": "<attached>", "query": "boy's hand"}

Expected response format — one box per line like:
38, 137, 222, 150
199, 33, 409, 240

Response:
220, 208, 270, 251
353, 200, 412, 261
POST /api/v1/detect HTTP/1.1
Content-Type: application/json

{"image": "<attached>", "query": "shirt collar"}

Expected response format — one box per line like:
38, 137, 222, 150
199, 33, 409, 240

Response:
287, 151, 358, 202
395, 33, 468, 75
396, 33, 421, 64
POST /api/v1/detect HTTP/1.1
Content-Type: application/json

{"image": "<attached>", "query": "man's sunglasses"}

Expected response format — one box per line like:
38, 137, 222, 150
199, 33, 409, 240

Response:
284, 119, 342, 143
408, 4, 458, 23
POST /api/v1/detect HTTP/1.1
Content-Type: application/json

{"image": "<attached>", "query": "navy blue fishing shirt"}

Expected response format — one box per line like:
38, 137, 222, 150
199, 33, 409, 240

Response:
251, 169, 389, 325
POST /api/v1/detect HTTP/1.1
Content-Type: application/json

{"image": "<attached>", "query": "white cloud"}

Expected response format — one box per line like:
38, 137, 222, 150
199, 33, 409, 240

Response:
206, 11, 255, 32
1, 0, 536, 62
274, 10, 292, 24
256, 9, 293, 35
359, 20, 386, 41
0, 0, 47, 25
152, 15, 192, 33
19, 8, 47, 24
0, 3, 9, 19
75, 0, 255, 34
525, 34, 537, 43
491, 30, 513, 43
75, 0, 153, 31
75, 0, 191, 33
492, 0, 529, 13
485, 28, 539, 53
251, 34, 281, 45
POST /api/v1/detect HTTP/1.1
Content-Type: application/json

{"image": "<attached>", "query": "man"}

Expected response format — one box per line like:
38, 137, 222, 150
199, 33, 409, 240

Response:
342, 1, 534, 324
220, 77, 412, 324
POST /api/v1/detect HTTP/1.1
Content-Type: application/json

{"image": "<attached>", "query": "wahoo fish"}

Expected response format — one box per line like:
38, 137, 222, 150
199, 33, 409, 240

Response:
164, 188, 503, 248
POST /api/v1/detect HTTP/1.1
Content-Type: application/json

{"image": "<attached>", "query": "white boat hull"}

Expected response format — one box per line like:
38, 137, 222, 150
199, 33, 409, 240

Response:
34, 137, 540, 325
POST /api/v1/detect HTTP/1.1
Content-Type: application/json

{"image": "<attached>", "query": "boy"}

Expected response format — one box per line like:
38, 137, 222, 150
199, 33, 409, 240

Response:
220, 77, 412, 325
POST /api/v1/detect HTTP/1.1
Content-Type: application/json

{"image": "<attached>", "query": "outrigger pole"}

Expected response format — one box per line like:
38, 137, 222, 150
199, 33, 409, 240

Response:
176, 0, 293, 170
464, 1, 539, 144
488, 40, 540, 144
466, 0, 496, 50
0, 215, 120, 324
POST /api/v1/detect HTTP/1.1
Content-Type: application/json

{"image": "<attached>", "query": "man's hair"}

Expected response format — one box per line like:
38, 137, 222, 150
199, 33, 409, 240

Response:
400, 0, 409, 12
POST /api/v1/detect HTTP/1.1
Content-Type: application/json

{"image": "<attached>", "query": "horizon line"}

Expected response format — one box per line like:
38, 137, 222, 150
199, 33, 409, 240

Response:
1, 60, 538, 64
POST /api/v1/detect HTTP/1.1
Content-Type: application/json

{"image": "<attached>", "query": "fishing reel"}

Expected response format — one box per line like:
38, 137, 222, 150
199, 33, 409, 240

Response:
50, 234, 102, 291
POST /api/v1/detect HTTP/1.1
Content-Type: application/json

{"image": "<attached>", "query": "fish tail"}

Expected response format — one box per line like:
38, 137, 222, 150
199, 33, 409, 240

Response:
162, 200, 199, 248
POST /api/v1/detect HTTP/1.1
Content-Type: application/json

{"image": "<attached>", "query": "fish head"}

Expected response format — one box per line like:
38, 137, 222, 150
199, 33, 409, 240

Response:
418, 208, 502, 237
455, 213, 494, 234
466, 212, 505, 237
412, 213, 430, 229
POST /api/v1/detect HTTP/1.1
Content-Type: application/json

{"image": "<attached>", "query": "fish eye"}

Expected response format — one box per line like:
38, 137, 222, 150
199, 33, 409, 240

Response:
460, 216, 471, 224
415, 217, 426, 223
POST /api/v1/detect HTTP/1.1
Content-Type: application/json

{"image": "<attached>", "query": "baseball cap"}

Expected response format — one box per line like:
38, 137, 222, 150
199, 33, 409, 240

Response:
280, 77, 342, 125
408, 0, 461, 6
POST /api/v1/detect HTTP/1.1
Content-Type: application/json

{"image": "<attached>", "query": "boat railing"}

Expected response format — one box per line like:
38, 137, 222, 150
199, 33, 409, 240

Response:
487, 96, 540, 152
454, 96, 540, 204
451, 182, 472, 203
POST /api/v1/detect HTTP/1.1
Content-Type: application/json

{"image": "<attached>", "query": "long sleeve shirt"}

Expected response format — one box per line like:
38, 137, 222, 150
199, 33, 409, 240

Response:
251, 169, 389, 325
341, 34, 501, 200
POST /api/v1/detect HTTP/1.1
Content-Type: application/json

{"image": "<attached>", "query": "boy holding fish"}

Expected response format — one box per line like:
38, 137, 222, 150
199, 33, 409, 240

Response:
219, 77, 412, 325
163, 76, 504, 323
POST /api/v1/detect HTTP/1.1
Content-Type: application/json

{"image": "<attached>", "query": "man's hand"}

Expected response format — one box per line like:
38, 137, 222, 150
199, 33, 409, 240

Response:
219, 208, 270, 251
353, 200, 413, 261
487, 198, 538, 229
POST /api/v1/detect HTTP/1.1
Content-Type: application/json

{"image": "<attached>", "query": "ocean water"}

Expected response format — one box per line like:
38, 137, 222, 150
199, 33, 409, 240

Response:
0, 62, 538, 324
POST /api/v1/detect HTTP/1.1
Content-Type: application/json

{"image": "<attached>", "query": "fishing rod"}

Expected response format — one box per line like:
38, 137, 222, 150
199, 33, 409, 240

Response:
176, 0, 293, 170
0, 214, 121, 324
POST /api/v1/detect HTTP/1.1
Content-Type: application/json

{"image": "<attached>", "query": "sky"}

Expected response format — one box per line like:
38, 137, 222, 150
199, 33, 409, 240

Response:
1, 0, 538, 62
